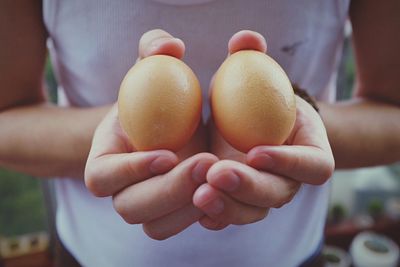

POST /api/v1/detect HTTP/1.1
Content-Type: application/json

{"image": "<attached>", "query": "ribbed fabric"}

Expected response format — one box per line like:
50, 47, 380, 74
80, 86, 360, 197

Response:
43, 1, 349, 266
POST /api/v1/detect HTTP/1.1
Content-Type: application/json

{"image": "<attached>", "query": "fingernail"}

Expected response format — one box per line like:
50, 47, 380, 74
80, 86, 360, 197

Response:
252, 153, 275, 170
203, 198, 224, 215
192, 161, 211, 184
142, 38, 165, 57
150, 156, 175, 174
148, 37, 179, 55
214, 171, 240, 192
149, 38, 164, 50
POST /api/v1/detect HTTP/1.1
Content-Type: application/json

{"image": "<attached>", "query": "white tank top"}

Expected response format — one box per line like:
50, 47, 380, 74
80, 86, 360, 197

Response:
43, 1, 349, 266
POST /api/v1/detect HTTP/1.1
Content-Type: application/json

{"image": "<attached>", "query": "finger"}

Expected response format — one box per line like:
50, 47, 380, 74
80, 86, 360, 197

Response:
193, 183, 269, 225
85, 150, 178, 197
228, 30, 267, 55
142, 204, 203, 240
206, 160, 300, 208
138, 29, 185, 60
208, 30, 267, 97
207, 119, 246, 162
87, 104, 131, 158
198, 216, 229, 231
288, 96, 332, 151
85, 105, 179, 197
112, 153, 218, 224
247, 145, 334, 185
247, 96, 334, 185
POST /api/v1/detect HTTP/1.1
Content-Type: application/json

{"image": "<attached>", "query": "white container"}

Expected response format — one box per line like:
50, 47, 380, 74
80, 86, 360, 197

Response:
323, 246, 351, 267
350, 231, 399, 267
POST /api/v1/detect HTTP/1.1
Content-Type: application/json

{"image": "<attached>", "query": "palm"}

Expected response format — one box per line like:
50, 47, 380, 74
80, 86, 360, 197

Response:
102, 104, 207, 160
285, 96, 326, 147
208, 119, 246, 162
209, 96, 325, 161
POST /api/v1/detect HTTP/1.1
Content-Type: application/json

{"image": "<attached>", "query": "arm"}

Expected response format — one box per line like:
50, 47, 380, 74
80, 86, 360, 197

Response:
319, 0, 400, 168
0, 0, 109, 178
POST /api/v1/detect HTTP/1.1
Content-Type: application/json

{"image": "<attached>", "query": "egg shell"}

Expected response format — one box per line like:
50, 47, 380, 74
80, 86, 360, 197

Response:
211, 50, 296, 153
118, 55, 202, 152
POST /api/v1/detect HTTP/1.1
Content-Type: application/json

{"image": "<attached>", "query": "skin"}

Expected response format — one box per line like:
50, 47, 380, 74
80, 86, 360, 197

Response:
319, 0, 400, 168
0, 0, 110, 178
0, 0, 399, 240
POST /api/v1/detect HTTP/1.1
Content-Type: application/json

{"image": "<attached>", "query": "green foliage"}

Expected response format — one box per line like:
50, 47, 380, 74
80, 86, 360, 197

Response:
45, 57, 58, 103
0, 168, 47, 237
0, 58, 54, 238
329, 203, 347, 224
368, 198, 384, 219
336, 37, 355, 101
323, 253, 341, 263
343, 51, 355, 99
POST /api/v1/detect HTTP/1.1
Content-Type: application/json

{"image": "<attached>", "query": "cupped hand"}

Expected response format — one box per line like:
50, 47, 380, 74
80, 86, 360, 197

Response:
85, 29, 218, 240
193, 30, 335, 230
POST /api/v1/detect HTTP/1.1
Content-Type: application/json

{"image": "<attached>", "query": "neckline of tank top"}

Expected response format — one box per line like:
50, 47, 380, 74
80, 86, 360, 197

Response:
151, 0, 216, 6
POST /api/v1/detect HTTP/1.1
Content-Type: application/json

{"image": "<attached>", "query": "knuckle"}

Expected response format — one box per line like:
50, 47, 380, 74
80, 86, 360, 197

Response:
212, 159, 235, 171
113, 195, 140, 224
165, 184, 184, 207
255, 208, 269, 222
204, 211, 227, 226
142, 224, 170, 241
314, 155, 335, 185
270, 180, 299, 208
258, 189, 275, 208
288, 181, 301, 198
203, 221, 228, 231
125, 157, 143, 180
245, 208, 270, 224
254, 180, 277, 208
275, 193, 294, 208
84, 164, 108, 197
235, 207, 269, 225
273, 199, 286, 209
286, 153, 302, 174
273, 200, 290, 209
323, 156, 335, 180
162, 177, 187, 208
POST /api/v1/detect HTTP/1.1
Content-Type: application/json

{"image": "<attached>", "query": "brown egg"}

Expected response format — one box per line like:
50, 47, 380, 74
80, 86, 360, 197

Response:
211, 50, 296, 153
118, 55, 202, 152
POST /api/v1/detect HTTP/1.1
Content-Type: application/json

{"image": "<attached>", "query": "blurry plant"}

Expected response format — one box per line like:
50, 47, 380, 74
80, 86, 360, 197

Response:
45, 56, 57, 103
0, 169, 47, 237
368, 198, 384, 221
336, 36, 355, 101
329, 203, 347, 224
323, 252, 341, 264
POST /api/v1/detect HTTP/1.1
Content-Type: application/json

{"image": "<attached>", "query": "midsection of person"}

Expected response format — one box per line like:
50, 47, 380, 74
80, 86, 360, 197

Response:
44, 0, 348, 266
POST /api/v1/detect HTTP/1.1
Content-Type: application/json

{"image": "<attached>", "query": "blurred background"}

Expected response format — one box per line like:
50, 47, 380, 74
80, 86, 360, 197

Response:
1, 23, 399, 267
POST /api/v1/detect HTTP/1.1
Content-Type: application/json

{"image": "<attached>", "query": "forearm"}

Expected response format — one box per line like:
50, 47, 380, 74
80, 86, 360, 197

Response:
0, 103, 110, 178
319, 97, 400, 169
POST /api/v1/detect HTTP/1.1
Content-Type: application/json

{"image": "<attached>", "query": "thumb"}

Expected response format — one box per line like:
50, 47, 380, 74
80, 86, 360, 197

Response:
209, 30, 267, 96
247, 145, 334, 185
138, 29, 185, 60
228, 30, 267, 55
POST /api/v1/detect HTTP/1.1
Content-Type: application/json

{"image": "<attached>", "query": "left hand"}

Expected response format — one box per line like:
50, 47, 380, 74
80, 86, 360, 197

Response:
192, 30, 335, 230
85, 30, 219, 240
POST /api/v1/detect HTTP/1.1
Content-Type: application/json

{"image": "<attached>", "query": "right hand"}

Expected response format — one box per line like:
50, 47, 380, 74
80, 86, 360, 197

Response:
84, 29, 218, 240
193, 31, 333, 231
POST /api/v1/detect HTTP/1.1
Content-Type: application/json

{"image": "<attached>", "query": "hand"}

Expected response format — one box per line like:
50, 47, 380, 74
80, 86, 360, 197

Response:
193, 30, 335, 230
85, 29, 218, 240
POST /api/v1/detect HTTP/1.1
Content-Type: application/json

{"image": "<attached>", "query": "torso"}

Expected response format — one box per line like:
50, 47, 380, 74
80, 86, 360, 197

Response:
44, 0, 349, 266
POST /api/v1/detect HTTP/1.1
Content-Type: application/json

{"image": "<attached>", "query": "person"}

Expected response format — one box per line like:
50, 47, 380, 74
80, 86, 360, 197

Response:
0, 0, 399, 266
